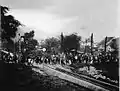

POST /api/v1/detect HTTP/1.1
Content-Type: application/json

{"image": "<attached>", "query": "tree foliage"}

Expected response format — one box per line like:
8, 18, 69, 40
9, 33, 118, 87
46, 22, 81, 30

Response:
21, 30, 38, 56
15, 30, 38, 58
24, 30, 35, 40
110, 38, 119, 57
110, 38, 119, 50
1, 6, 21, 52
63, 33, 81, 52
41, 37, 60, 54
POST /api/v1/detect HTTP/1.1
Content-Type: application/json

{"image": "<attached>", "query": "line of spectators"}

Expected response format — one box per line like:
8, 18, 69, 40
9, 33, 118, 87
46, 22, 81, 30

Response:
1, 49, 119, 66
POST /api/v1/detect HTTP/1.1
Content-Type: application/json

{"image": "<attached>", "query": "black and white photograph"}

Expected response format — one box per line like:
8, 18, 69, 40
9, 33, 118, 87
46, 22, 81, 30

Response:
0, 0, 119, 91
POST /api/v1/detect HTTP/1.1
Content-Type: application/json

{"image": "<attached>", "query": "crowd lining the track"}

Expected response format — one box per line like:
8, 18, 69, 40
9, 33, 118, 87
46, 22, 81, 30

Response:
1, 50, 119, 66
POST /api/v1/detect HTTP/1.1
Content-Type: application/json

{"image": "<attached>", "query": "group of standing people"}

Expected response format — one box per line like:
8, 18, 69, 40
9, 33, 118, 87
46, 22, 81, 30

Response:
27, 51, 119, 66
65, 51, 119, 64
1, 49, 119, 66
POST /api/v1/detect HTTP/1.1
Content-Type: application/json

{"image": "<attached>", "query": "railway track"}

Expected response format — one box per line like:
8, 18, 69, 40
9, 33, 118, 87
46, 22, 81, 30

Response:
44, 64, 119, 91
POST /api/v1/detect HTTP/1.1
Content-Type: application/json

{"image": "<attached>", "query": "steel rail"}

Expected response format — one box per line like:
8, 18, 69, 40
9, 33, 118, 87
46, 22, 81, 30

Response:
45, 64, 119, 91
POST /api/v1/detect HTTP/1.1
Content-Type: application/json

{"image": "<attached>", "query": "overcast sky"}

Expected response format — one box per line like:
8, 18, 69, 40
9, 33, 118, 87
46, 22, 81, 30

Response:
1, 0, 120, 42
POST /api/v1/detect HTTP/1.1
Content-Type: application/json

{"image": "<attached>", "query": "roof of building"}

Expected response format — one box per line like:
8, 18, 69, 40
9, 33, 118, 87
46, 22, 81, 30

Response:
97, 37, 114, 47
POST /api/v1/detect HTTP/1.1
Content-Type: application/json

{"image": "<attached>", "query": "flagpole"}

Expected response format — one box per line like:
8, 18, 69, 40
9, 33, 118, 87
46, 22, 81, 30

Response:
85, 39, 87, 53
61, 32, 64, 53
0, 25, 2, 61
104, 36, 107, 53
0, 13, 2, 60
91, 33, 93, 55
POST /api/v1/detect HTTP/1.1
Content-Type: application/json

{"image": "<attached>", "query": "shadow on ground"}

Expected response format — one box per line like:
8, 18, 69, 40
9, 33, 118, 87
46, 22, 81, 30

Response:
0, 61, 90, 91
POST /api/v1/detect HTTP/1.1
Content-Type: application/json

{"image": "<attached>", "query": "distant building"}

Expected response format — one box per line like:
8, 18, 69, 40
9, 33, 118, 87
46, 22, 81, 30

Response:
97, 37, 119, 52
79, 40, 98, 53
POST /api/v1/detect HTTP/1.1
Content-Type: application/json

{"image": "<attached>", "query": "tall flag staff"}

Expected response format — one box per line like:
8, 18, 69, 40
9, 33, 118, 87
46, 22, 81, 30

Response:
91, 33, 93, 55
0, 22, 2, 60
84, 39, 88, 53
104, 36, 107, 53
61, 32, 64, 52
60, 32, 64, 65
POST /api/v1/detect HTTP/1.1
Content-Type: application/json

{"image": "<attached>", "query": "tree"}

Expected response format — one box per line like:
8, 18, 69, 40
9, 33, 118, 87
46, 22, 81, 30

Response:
41, 37, 60, 54
15, 30, 38, 60
24, 30, 34, 40
63, 33, 81, 52
1, 6, 21, 52
22, 30, 38, 57
109, 38, 119, 57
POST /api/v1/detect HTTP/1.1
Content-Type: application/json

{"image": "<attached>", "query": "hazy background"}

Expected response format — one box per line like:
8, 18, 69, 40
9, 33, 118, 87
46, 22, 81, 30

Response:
1, 0, 120, 42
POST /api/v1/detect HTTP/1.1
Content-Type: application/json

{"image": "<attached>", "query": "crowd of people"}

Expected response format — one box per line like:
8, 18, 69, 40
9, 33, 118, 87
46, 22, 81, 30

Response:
1, 49, 119, 66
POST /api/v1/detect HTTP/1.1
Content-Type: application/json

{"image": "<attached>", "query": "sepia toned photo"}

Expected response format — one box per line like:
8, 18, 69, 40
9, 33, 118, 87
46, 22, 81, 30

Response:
0, 0, 119, 91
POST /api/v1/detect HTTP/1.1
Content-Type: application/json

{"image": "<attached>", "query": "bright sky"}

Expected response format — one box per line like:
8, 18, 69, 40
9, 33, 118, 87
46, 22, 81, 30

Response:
1, 0, 120, 42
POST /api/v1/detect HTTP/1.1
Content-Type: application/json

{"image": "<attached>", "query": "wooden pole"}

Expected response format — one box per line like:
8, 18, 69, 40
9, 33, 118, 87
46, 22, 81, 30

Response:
18, 34, 22, 62
0, 32, 1, 60
91, 33, 93, 55
104, 36, 107, 52
85, 39, 87, 53
61, 32, 64, 52
0, 29, 1, 61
